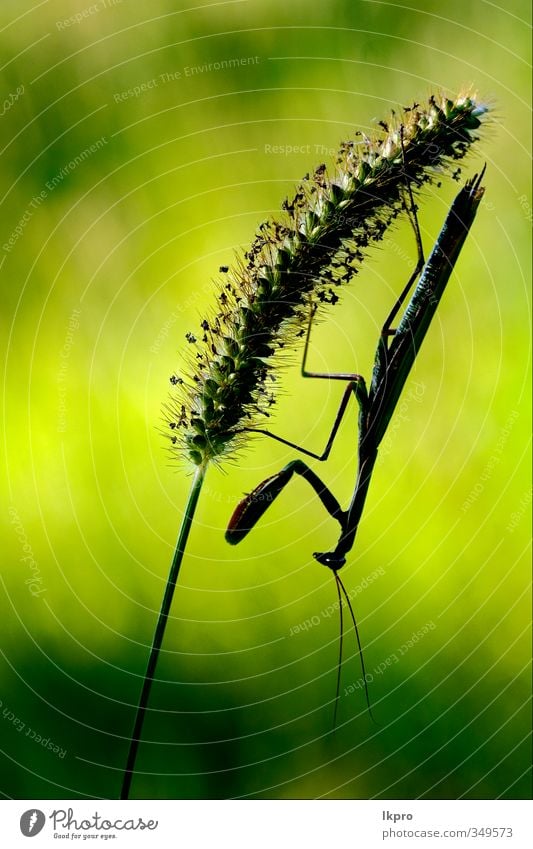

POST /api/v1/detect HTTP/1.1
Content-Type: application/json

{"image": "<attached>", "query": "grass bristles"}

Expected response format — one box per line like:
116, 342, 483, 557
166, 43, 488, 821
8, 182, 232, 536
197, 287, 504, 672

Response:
165, 91, 488, 468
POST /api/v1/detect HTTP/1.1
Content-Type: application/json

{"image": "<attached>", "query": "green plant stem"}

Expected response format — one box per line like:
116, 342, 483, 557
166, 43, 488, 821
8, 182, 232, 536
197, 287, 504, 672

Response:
120, 464, 207, 800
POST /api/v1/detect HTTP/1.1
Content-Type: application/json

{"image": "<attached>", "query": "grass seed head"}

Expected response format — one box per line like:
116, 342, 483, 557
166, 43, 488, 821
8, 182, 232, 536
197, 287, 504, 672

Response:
165, 91, 489, 467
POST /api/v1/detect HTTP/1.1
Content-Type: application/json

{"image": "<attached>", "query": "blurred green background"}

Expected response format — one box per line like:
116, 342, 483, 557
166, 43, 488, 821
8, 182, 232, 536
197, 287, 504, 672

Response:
1, 0, 530, 800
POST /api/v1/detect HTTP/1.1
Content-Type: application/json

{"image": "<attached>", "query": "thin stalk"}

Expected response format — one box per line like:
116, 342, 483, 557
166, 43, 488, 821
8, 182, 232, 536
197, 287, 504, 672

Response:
120, 464, 207, 800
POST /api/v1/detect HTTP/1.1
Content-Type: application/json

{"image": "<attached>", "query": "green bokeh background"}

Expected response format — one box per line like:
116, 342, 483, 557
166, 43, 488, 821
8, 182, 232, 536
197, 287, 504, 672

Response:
1, 0, 531, 800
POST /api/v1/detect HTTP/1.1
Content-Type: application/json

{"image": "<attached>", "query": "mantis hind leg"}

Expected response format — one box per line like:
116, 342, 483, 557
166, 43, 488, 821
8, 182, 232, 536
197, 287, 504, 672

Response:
232, 294, 371, 460
301, 301, 365, 382
236, 376, 368, 462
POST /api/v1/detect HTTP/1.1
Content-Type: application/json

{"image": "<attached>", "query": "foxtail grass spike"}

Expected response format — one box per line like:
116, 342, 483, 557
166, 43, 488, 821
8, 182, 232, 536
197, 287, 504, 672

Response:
165, 91, 488, 467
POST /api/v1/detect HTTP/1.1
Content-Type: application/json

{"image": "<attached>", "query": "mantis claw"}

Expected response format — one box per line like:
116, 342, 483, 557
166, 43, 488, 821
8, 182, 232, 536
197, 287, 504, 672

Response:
226, 459, 345, 547
225, 468, 292, 545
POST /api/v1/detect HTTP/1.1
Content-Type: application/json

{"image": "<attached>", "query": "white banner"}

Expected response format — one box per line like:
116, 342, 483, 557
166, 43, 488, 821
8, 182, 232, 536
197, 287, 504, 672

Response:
0, 799, 531, 848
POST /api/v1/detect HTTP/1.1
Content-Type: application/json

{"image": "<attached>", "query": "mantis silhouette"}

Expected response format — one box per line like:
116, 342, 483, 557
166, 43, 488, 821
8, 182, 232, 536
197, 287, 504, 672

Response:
226, 168, 486, 722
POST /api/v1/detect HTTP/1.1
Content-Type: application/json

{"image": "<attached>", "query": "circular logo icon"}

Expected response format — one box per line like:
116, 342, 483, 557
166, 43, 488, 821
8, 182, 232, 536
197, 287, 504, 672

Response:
20, 809, 46, 837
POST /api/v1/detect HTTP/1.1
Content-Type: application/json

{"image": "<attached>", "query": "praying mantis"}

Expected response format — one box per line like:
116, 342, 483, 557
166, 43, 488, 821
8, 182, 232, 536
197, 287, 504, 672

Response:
225, 168, 486, 720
